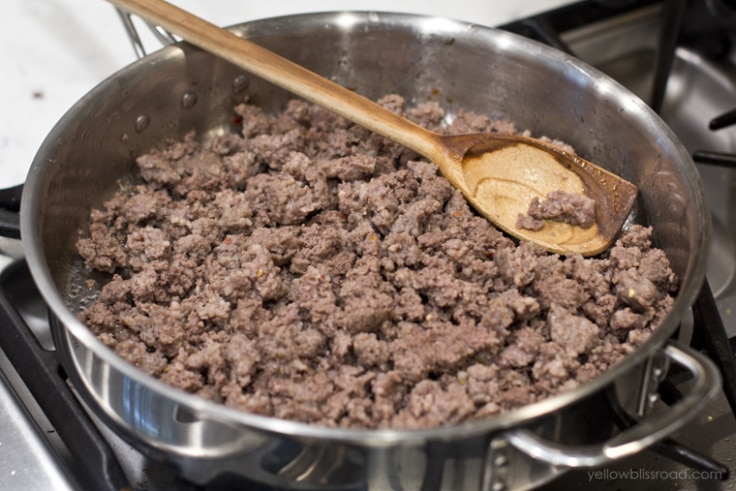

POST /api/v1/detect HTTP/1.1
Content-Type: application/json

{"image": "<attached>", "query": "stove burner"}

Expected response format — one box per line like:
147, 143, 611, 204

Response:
704, 217, 736, 300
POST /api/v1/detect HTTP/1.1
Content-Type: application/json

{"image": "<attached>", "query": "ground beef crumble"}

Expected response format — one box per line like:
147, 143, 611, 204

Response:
75, 94, 677, 430
517, 190, 596, 231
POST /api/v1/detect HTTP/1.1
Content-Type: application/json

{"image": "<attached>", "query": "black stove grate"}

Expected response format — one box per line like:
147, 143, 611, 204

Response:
649, 0, 688, 114
694, 110, 736, 166
0, 266, 132, 491
708, 108, 736, 131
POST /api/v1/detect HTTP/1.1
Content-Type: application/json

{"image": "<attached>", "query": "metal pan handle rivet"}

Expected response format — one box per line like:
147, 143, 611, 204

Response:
181, 91, 198, 109
232, 75, 250, 94
134, 115, 150, 133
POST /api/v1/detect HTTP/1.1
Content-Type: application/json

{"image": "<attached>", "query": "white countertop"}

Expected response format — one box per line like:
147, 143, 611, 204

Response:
0, 0, 568, 189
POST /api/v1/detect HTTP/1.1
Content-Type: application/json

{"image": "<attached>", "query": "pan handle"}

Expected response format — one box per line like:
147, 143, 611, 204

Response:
114, 7, 176, 59
501, 340, 720, 468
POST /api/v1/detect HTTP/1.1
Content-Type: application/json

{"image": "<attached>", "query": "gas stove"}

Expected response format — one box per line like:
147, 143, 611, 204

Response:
1, 1, 736, 490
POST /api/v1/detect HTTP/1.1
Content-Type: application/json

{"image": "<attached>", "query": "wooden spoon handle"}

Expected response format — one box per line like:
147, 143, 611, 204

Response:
109, 0, 442, 158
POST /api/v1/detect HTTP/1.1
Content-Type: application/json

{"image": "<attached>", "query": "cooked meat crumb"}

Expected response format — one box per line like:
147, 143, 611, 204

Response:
76, 95, 676, 429
517, 190, 596, 230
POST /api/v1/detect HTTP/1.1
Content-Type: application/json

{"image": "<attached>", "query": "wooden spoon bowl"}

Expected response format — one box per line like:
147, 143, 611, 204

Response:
108, 0, 638, 256
445, 133, 637, 255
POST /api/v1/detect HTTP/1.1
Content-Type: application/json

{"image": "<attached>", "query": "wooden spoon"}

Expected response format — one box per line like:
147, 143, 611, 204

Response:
108, 0, 638, 256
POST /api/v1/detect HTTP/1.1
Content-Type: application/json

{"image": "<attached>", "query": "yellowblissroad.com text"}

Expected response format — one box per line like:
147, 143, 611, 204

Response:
587, 468, 724, 482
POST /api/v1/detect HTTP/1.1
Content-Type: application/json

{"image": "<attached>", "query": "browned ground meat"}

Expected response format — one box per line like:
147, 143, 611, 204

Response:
517, 190, 596, 231
76, 94, 677, 429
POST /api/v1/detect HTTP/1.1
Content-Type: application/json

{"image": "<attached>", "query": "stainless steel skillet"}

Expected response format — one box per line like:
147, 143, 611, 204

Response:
20, 11, 716, 490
